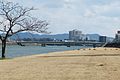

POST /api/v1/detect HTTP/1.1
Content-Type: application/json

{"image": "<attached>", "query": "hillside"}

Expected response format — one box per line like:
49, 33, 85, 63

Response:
6, 32, 114, 41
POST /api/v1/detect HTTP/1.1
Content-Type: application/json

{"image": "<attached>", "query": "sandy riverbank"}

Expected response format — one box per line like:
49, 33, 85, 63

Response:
0, 47, 120, 80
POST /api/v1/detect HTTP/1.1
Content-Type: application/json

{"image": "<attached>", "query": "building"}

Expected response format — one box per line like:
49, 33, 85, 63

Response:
99, 36, 107, 42
115, 31, 120, 43
69, 29, 84, 41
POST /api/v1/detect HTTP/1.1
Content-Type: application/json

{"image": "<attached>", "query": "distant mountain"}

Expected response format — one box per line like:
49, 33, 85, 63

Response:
10, 32, 69, 40
9, 32, 114, 42
39, 34, 69, 40
10, 32, 40, 40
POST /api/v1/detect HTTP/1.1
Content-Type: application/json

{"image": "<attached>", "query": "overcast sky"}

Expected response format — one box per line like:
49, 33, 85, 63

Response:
7, 0, 120, 37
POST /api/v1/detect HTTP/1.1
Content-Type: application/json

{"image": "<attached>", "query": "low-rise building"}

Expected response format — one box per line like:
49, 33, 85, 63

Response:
115, 31, 120, 43
99, 36, 107, 42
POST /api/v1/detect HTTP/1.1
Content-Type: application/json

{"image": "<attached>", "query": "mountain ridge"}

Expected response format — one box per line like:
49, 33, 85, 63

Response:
9, 32, 114, 42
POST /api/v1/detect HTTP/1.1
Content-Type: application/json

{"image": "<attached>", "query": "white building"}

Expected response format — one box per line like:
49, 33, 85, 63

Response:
69, 29, 85, 41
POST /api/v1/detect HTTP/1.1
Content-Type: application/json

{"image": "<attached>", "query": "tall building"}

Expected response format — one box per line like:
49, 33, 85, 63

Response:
69, 29, 84, 41
115, 31, 120, 43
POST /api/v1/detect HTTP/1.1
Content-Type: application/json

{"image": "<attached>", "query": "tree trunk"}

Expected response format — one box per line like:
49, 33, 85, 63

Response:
2, 40, 6, 58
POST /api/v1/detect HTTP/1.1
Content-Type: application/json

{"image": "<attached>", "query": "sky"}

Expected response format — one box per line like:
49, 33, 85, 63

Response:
7, 0, 120, 37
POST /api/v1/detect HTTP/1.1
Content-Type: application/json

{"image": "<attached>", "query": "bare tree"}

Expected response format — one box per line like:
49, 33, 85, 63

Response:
0, 0, 49, 58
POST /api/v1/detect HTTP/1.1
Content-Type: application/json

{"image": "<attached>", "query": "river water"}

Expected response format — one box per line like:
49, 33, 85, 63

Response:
0, 45, 91, 58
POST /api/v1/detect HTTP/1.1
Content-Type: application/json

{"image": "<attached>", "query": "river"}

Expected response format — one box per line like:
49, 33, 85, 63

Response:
0, 45, 91, 58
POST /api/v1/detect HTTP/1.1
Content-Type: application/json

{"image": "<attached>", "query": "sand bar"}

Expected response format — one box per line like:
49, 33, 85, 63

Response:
0, 47, 120, 80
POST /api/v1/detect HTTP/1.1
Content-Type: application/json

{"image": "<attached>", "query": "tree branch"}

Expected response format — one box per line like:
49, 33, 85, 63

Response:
0, 0, 49, 39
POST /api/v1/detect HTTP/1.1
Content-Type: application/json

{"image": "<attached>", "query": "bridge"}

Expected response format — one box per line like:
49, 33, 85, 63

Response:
18, 41, 105, 47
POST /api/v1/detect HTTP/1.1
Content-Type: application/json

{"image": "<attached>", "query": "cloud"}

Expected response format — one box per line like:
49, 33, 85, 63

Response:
3, 0, 120, 37
92, 1, 120, 17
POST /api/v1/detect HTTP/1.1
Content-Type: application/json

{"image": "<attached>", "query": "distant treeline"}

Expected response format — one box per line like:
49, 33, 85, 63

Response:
104, 42, 120, 48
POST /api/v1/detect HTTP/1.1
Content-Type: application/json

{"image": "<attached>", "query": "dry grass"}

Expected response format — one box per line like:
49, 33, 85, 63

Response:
0, 47, 120, 80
